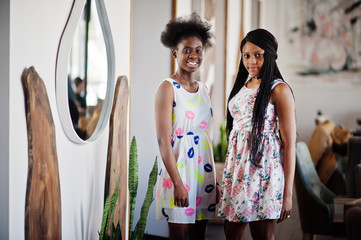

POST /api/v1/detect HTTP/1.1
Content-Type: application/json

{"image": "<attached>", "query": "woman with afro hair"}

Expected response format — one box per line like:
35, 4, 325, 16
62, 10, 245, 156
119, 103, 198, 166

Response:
154, 13, 218, 239
218, 29, 296, 239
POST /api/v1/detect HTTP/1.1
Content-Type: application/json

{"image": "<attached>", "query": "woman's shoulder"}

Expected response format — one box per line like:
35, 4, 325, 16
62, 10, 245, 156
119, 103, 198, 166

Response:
271, 79, 294, 103
271, 78, 286, 89
161, 77, 175, 85
159, 77, 177, 87
161, 77, 183, 89
156, 78, 176, 96
272, 78, 293, 92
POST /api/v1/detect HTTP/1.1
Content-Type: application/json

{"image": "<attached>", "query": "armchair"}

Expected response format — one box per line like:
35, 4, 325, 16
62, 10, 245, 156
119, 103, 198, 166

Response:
295, 142, 346, 239
346, 136, 361, 197
345, 164, 361, 240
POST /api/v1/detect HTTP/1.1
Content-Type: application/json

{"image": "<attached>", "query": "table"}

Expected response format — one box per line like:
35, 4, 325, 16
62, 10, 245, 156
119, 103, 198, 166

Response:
334, 198, 361, 223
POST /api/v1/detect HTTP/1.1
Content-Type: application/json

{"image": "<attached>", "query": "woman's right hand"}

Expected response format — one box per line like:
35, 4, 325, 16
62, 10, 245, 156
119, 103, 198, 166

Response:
173, 184, 189, 207
155, 82, 189, 207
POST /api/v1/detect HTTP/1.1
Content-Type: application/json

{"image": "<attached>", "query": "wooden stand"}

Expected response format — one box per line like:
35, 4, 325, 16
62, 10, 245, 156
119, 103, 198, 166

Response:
104, 75, 129, 240
22, 67, 62, 240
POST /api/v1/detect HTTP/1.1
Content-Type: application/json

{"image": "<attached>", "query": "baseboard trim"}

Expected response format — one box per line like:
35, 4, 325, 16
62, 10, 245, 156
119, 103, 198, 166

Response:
144, 233, 169, 240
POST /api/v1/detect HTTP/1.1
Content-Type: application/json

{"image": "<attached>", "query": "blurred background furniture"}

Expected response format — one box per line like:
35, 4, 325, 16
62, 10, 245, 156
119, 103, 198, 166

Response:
354, 163, 361, 198
308, 120, 351, 196
345, 203, 361, 240
346, 136, 361, 198
344, 163, 361, 240
295, 142, 346, 240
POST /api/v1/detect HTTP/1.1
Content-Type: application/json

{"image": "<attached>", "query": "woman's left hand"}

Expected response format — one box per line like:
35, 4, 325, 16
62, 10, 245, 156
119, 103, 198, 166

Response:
277, 195, 292, 223
272, 83, 296, 223
216, 184, 220, 204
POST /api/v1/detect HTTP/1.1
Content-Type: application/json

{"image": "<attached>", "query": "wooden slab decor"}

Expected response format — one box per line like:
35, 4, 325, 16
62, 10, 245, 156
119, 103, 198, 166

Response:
22, 67, 61, 240
104, 75, 129, 240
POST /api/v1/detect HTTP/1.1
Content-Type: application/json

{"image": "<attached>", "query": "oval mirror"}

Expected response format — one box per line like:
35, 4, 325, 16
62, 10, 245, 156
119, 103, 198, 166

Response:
56, 0, 115, 143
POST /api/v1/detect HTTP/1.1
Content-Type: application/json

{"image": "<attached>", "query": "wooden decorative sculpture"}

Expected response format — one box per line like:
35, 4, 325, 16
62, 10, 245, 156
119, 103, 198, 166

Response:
22, 67, 62, 240
104, 75, 129, 240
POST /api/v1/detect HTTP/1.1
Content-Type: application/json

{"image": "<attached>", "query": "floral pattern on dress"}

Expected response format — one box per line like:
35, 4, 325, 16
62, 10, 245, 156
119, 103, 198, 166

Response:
218, 79, 285, 222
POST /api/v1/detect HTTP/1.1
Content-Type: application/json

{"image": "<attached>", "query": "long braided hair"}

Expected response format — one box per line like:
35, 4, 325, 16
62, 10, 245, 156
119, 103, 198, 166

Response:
226, 29, 284, 167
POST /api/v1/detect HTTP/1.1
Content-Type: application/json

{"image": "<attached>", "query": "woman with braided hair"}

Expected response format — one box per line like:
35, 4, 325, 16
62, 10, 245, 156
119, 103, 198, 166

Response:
218, 29, 296, 239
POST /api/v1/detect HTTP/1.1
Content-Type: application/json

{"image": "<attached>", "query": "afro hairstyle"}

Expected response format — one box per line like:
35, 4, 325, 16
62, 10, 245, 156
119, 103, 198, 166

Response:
160, 12, 213, 49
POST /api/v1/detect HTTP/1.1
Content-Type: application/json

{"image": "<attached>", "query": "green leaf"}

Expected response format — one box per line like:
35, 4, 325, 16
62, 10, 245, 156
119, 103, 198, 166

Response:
113, 222, 121, 240
108, 173, 119, 227
99, 196, 110, 240
220, 121, 228, 162
133, 157, 158, 240
110, 223, 115, 239
99, 171, 119, 240
110, 222, 121, 240
128, 136, 138, 238
213, 119, 227, 162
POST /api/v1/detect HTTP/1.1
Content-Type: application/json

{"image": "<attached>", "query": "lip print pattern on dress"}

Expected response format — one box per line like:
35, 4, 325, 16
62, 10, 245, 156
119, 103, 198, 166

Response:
185, 110, 195, 119
185, 207, 195, 216
199, 121, 207, 129
155, 79, 216, 223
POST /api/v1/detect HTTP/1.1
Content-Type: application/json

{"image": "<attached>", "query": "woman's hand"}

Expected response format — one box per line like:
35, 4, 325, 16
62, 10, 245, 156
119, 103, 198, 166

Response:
173, 184, 189, 207
155, 81, 189, 207
272, 83, 296, 224
277, 194, 292, 223
216, 184, 220, 204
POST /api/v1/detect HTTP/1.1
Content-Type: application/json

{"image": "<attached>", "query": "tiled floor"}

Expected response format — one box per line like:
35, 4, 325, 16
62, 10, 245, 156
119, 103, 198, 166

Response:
205, 188, 348, 240
145, 187, 349, 240
205, 222, 348, 240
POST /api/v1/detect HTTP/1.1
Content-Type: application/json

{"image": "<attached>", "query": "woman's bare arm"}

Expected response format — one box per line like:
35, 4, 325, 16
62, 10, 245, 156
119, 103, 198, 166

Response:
155, 81, 189, 207
272, 83, 297, 222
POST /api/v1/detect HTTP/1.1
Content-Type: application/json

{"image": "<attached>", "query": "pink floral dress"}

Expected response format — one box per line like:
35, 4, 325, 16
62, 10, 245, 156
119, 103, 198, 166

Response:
218, 78, 285, 222
155, 78, 216, 223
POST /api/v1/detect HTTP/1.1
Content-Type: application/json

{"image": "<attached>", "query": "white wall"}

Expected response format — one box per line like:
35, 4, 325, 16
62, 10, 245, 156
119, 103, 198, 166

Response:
225, 0, 242, 100
0, 0, 10, 238
293, 89, 361, 141
177, 0, 192, 16
260, 0, 361, 142
210, 0, 226, 142
5, 0, 131, 239
131, 0, 171, 237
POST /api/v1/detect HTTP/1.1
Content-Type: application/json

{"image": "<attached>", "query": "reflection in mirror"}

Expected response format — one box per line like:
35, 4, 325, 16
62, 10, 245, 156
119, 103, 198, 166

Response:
56, 0, 115, 144
67, 0, 107, 140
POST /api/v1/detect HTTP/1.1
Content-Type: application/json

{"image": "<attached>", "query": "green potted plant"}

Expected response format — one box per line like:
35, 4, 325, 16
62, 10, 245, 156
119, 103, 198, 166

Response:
99, 136, 157, 240
99, 172, 121, 240
213, 120, 227, 163
128, 137, 158, 240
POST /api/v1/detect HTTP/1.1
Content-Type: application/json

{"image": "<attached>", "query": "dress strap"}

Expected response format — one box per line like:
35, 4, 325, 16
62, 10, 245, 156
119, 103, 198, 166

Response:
196, 80, 205, 92
271, 78, 286, 90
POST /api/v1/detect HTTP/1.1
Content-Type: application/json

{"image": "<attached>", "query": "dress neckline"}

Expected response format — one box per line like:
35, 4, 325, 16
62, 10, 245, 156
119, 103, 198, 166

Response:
169, 78, 201, 94
244, 77, 260, 90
